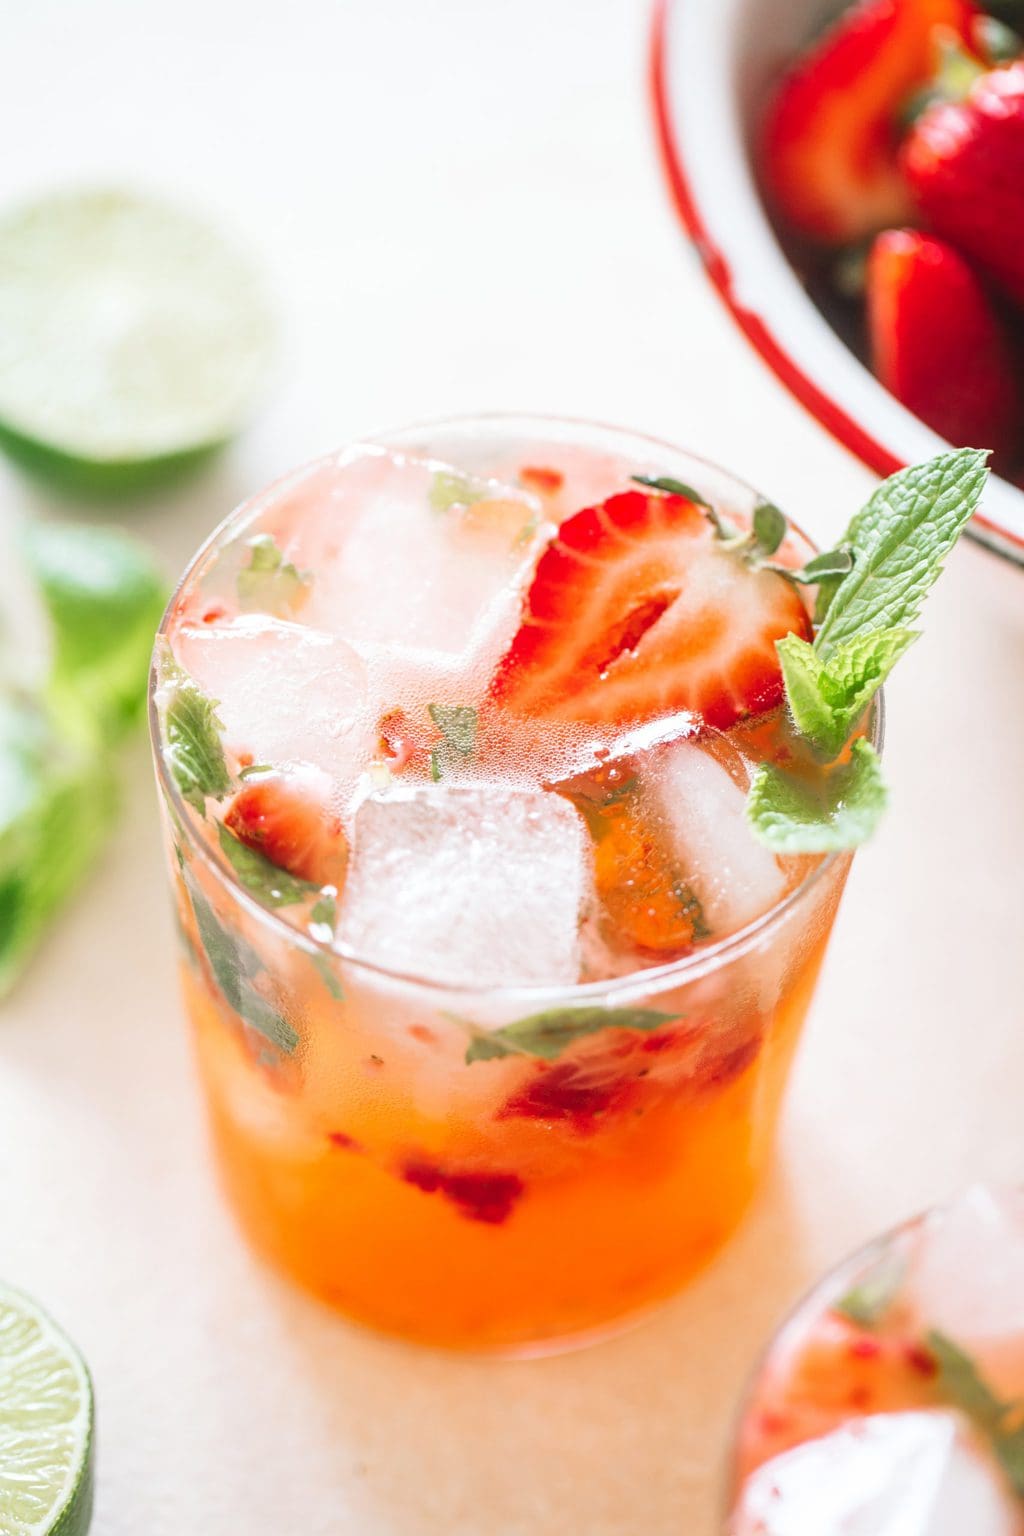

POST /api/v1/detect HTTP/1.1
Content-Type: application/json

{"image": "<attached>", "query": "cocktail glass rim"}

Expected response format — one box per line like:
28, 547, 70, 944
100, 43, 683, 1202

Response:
147, 410, 885, 1006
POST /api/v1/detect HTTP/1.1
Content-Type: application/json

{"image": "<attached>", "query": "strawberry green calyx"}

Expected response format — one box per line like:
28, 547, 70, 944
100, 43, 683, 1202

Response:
747, 448, 988, 854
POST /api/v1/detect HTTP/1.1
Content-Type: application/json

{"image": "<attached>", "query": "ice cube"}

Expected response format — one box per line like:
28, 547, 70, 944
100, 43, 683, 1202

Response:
271, 446, 547, 663
903, 1185, 1024, 1402
173, 614, 370, 785
732, 1412, 1018, 1536
338, 784, 588, 987
648, 739, 787, 935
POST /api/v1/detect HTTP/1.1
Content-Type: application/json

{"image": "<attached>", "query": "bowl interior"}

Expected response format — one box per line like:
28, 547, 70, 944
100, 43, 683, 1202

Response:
655, 0, 1024, 562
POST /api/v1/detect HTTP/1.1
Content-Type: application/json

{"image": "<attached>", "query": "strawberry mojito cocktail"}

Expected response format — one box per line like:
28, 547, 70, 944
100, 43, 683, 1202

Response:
729, 1186, 1024, 1535
150, 418, 985, 1350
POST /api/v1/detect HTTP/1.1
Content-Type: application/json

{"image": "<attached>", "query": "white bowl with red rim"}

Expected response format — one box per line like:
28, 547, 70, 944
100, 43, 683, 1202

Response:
649, 0, 1024, 566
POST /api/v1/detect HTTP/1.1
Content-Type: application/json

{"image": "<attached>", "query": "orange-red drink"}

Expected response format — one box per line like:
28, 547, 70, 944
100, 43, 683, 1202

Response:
150, 417, 870, 1352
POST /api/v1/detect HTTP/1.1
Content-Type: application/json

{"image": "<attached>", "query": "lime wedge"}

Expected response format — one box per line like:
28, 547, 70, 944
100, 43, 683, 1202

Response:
0, 188, 274, 494
0, 1282, 94, 1536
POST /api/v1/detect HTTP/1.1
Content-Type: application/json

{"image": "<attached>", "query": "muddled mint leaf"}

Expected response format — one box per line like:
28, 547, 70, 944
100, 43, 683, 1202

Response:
312, 950, 344, 1000
834, 1248, 906, 1327
753, 501, 787, 557
462, 1004, 681, 1065
778, 627, 915, 758
216, 821, 315, 907
673, 879, 710, 940
927, 1331, 1004, 1430
185, 876, 298, 1053
630, 473, 711, 507
815, 449, 988, 660
428, 703, 477, 758
0, 688, 117, 997
429, 748, 442, 782
428, 469, 488, 514
309, 891, 336, 932
236, 533, 309, 616
22, 521, 168, 742
747, 738, 887, 854
925, 1330, 1024, 1496
158, 655, 232, 815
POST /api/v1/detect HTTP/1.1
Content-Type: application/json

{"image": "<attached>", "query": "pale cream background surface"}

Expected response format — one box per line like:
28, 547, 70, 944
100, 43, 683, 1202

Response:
2, 2, 1023, 1532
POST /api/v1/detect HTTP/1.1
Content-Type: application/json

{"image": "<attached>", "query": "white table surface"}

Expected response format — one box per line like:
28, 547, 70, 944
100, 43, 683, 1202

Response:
3, 2, 1024, 1532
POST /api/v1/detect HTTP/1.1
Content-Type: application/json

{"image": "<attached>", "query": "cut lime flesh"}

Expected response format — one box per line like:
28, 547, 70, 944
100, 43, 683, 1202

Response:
0, 188, 274, 487
0, 1282, 94, 1536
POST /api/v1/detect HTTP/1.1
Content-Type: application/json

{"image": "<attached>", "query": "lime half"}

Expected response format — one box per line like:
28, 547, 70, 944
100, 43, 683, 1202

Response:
0, 1282, 94, 1536
0, 188, 275, 494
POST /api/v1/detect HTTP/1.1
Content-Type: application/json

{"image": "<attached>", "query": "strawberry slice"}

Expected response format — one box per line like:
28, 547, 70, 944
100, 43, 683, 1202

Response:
491, 489, 811, 731
761, 0, 974, 244
901, 59, 1024, 307
223, 763, 348, 889
867, 229, 1022, 468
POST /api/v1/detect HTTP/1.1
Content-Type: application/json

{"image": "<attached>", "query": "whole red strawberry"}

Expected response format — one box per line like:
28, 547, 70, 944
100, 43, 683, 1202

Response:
902, 60, 1024, 307
761, 0, 974, 244
867, 229, 1022, 469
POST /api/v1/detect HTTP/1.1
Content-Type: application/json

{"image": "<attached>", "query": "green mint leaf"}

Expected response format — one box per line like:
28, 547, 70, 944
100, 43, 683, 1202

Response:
778, 627, 916, 758
834, 1248, 906, 1327
462, 1005, 682, 1065
158, 655, 232, 816
747, 738, 887, 854
0, 689, 117, 997
428, 469, 488, 513
216, 822, 316, 907
429, 747, 442, 782
312, 950, 344, 1000
309, 891, 336, 933
185, 876, 298, 1053
630, 473, 711, 507
236, 533, 310, 616
753, 502, 787, 557
428, 703, 477, 757
926, 1330, 1024, 1497
815, 449, 988, 660
927, 1331, 1005, 1432
673, 879, 710, 940
22, 521, 168, 743
771, 546, 855, 591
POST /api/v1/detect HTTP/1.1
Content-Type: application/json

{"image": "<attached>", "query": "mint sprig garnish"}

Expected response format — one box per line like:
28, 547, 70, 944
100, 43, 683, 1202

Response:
814, 450, 988, 655
926, 1330, 1024, 1497
461, 1004, 681, 1065
777, 627, 917, 758
158, 655, 231, 816
747, 449, 988, 854
236, 533, 309, 616
747, 739, 886, 854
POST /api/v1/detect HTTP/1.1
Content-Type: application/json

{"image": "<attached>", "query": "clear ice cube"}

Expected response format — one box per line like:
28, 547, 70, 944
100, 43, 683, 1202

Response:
275, 445, 547, 665
904, 1184, 1024, 1402
173, 614, 370, 785
648, 739, 787, 935
733, 1412, 1017, 1536
338, 783, 588, 987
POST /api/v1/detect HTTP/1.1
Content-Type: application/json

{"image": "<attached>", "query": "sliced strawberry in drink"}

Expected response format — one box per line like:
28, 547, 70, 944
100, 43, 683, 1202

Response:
223, 763, 348, 889
867, 229, 1022, 468
491, 489, 811, 731
400, 1157, 524, 1224
901, 59, 1024, 308
761, 0, 975, 244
